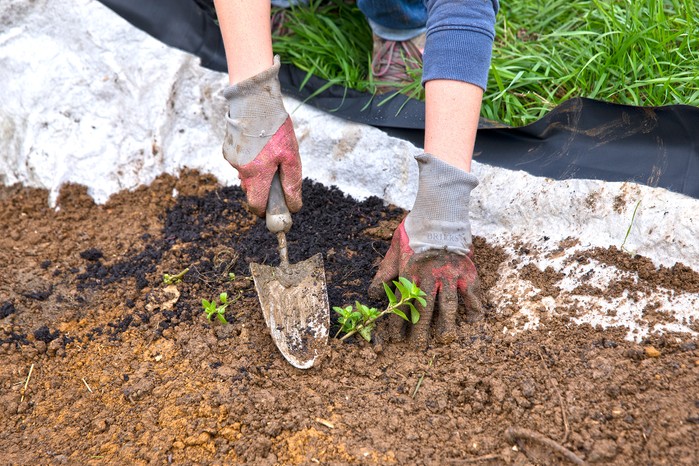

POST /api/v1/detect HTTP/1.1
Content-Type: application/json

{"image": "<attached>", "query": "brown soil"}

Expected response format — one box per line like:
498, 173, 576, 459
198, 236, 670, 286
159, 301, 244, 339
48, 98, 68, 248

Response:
1, 170, 697, 465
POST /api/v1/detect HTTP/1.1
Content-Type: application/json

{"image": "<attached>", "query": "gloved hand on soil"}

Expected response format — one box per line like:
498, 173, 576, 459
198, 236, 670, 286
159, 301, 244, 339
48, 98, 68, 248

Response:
222, 55, 302, 217
369, 153, 482, 346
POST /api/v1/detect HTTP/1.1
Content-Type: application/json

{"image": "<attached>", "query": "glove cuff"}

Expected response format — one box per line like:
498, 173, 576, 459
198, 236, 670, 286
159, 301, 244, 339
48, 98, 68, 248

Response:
222, 56, 290, 166
411, 153, 478, 222
223, 55, 287, 121
405, 153, 478, 255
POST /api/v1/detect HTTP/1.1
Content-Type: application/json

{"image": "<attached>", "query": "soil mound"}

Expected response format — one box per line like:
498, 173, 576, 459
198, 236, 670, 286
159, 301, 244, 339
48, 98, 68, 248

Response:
1, 171, 697, 464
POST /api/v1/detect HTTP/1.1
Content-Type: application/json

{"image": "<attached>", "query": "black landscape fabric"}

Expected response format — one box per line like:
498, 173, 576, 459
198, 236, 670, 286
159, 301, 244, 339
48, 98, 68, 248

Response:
98, 0, 699, 199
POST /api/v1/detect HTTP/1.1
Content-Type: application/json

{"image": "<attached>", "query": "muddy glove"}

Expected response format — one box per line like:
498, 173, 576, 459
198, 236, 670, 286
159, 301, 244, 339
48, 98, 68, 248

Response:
223, 55, 302, 217
369, 153, 482, 345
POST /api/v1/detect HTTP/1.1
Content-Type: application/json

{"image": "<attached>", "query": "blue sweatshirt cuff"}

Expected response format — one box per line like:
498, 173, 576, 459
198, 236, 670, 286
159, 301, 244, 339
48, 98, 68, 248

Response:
422, 0, 498, 90
422, 26, 495, 90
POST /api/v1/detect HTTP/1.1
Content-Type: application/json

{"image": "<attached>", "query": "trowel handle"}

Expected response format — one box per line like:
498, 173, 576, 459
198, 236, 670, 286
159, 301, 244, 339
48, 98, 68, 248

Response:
266, 171, 292, 234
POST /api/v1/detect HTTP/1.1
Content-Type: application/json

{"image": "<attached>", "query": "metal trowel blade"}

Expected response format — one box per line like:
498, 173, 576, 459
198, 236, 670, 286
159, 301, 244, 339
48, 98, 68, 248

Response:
250, 253, 329, 369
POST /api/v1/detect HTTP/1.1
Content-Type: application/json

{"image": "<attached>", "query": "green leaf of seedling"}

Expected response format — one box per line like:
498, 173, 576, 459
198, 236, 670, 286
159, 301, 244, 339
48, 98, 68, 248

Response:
202, 299, 211, 309
416, 296, 427, 307
392, 308, 409, 322
410, 282, 421, 297
383, 282, 397, 305
398, 276, 413, 292
219, 292, 228, 304
333, 306, 351, 319
358, 304, 378, 320
394, 279, 408, 298
408, 303, 420, 324
358, 323, 375, 342
356, 302, 374, 320
217, 313, 228, 325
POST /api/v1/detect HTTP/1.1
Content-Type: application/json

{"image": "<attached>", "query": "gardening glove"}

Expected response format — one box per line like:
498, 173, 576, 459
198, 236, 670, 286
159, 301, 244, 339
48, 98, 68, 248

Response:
369, 153, 482, 346
222, 55, 302, 217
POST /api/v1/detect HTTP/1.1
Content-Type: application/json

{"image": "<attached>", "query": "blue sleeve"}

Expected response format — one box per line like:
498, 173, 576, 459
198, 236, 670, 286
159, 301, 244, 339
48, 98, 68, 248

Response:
422, 0, 499, 90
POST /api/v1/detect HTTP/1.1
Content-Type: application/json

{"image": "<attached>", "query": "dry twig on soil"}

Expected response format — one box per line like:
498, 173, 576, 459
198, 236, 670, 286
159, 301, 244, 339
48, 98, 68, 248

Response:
82, 377, 93, 393
315, 418, 335, 429
20, 363, 34, 403
412, 354, 436, 399
538, 348, 571, 442
506, 427, 587, 466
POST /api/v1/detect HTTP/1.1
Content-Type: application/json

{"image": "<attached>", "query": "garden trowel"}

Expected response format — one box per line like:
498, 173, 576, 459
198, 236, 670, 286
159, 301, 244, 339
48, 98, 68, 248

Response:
249, 172, 329, 369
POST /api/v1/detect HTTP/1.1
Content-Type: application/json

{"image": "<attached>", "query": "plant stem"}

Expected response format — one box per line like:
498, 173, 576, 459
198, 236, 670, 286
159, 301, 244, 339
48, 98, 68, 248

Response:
164, 267, 189, 284
339, 298, 410, 341
339, 309, 390, 341
173, 268, 189, 280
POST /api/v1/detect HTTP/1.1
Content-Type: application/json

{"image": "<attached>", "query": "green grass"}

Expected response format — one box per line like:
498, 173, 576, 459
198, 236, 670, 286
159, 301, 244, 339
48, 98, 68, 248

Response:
271, 0, 699, 126
272, 1, 374, 93
486, 0, 699, 126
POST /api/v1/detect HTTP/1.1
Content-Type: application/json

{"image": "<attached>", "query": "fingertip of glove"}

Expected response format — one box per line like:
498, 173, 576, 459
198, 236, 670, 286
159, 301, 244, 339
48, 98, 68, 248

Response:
285, 196, 303, 214
368, 281, 384, 300
246, 202, 266, 218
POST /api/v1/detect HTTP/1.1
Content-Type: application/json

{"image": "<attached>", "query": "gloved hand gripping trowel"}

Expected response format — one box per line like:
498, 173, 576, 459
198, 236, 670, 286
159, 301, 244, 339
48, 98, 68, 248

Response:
220, 56, 329, 369
249, 173, 329, 369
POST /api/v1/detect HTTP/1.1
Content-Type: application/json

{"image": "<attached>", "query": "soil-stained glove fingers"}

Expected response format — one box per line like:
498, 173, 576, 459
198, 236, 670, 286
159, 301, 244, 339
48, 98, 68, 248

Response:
385, 305, 408, 343
457, 255, 484, 322
434, 282, 459, 344
276, 119, 303, 213
235, 118, 302, 217
459, 277, 484, 323
278, 163, 303, 214
368, 225, 405, 300
405, 273, 436, 348
236, 159, 276, 217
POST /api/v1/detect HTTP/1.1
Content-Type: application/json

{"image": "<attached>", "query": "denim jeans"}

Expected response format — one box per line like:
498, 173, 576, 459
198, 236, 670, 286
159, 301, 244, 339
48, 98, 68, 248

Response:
271, 0, 426, 40
357, 0, 427, 41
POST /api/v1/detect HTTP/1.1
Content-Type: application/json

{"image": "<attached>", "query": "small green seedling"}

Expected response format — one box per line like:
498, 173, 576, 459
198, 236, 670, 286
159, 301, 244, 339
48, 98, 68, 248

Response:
228, 272, 253, 282
621, 199, 642, 254
202, 292, 229, 325
163, 267, 189, 285
334, 277, 426, 342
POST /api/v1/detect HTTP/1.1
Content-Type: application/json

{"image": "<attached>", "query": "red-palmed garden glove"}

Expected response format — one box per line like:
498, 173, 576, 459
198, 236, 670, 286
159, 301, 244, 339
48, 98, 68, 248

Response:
222, 55, 302, 217
369, 153, 482, 345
